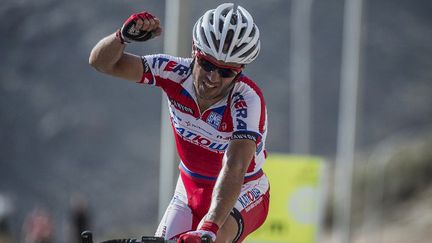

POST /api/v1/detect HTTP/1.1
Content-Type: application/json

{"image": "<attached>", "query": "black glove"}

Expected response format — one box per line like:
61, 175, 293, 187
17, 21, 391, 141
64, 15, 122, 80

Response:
117, 12, 162, 43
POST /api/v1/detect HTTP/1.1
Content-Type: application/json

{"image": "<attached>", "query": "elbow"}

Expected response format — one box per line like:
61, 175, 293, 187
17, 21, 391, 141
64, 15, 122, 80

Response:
88, 56, 98, 70
88, 51, 96, 67
88, 55, 112, 74
88, 51, 104, 71
88, 47, 112, 73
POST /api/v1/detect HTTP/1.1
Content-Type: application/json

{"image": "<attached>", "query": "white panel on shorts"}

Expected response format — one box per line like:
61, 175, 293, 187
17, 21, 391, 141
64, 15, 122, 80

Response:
155, 177, 192, 240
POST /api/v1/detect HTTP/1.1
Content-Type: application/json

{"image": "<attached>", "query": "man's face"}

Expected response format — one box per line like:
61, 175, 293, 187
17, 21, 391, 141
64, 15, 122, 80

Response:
192, 52, 243, 103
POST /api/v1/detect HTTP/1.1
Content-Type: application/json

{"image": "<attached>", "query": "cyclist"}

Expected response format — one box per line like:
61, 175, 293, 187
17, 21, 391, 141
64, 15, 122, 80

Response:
89, 3, 269, 243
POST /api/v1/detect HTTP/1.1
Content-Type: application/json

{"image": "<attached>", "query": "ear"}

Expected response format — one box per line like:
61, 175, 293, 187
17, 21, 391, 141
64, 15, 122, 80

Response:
191, 43, 198, 58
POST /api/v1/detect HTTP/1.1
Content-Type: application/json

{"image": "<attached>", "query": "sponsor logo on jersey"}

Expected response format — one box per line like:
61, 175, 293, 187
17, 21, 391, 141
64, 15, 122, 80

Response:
169, 99, 194, 115
232, 92, 248, 130
181, 120, 230, 139
151, 57, 190, 76
182, 120, 213, 137
232, 131, 258, 142
175, 127, 228, 152
216, 134, 231, 141
238, 188, 262, 210
207, 112, 222, 129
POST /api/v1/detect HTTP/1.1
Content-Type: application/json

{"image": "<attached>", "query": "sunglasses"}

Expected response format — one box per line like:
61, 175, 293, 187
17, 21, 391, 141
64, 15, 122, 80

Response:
195, 51, 242, 78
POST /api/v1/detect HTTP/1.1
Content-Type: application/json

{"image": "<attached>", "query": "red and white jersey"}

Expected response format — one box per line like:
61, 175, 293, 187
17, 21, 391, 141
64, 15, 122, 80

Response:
140, 54, 267, 182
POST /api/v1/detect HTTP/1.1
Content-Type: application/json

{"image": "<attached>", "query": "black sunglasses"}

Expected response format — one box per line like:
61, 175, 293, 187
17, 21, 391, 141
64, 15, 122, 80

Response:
196, 56, 241, 78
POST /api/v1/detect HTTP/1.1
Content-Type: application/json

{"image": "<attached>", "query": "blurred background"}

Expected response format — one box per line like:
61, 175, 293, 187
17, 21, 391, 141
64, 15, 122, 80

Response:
1, 0, 431, 242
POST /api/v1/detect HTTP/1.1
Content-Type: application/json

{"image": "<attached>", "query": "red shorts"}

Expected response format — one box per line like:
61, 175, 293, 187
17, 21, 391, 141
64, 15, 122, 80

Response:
155, 171, 270, 242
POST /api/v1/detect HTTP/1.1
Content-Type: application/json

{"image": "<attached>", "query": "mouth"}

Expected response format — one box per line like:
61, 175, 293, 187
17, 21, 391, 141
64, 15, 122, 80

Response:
202, 79, 217, 89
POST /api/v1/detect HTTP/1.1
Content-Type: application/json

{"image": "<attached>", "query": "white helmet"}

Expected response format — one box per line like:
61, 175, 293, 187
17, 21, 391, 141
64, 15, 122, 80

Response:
193, 3, 261, 64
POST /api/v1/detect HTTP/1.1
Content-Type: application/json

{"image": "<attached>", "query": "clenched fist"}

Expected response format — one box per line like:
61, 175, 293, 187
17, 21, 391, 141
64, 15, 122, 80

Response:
118, 11, 162, 43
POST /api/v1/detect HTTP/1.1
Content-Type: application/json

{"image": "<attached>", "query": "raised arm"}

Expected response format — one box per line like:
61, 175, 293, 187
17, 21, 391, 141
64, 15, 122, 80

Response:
89, 12, 162, 81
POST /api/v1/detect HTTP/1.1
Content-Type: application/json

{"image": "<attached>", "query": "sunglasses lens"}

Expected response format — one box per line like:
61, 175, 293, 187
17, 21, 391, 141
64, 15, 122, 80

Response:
218, 68, 237, 78
197, 57, 239, 78
198, 59, 216, 72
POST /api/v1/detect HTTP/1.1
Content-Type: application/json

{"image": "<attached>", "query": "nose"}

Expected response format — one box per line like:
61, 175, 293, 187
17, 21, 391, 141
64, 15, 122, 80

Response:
207, 69, 222, 81
207, 69, 222, 82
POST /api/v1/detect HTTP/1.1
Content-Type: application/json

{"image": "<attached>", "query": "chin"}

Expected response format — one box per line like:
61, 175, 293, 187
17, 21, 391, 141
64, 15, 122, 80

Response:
199, 92, 219, 101
199, 93, 216, 100
197, 88, 215, 99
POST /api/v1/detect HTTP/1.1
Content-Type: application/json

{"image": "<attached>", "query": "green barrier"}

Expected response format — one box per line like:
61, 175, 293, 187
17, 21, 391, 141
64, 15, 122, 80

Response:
246, 154, 326, 243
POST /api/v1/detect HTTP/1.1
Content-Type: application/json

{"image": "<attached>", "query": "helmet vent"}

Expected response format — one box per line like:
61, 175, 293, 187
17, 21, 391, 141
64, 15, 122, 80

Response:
241, 14, 248, 24
240, 43, 258, 59
223, 30, 235, 54
200, 26, 210, 47
232, 43, 247, 56
218, 19, 224, 33
209, 13, 214, 25
221, 8, 230, 17
249, 26, 256, 38
230, 14, 238, 25
238, 27, 246, 40
211, 31, 219, 50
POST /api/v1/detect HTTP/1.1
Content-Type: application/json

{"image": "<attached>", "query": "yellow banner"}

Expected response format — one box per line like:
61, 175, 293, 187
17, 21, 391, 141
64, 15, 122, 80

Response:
246, 154, 326, 243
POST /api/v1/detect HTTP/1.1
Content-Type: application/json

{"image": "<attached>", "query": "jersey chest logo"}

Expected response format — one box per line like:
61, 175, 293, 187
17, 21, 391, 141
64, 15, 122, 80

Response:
206, 112, 222, 129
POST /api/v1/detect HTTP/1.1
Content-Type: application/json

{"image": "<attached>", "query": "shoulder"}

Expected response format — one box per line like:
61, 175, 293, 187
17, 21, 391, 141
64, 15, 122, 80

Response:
142, 54, 193, 84
231, 74, 265, 103
144, 54, 192, 70
230, 74, 267, 134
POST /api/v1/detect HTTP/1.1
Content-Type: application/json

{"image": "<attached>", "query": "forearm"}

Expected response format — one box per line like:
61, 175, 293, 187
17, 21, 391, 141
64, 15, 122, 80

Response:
89, 32, 125, 73
206, 164, 245, 227
203, 140, 255, 228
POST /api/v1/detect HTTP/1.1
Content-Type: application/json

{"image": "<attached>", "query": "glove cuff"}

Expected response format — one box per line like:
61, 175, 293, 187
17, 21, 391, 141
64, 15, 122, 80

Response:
199, 221, 219, 237
115, 29, 129, 44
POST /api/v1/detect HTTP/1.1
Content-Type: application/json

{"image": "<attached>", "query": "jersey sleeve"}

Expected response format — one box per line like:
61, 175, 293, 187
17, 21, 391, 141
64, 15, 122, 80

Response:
230, 80, 267, 145
137, 54, 192, 87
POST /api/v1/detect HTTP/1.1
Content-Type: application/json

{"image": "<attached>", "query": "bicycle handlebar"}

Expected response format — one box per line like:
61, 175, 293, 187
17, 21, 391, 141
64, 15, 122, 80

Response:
81, 230, 211, 243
